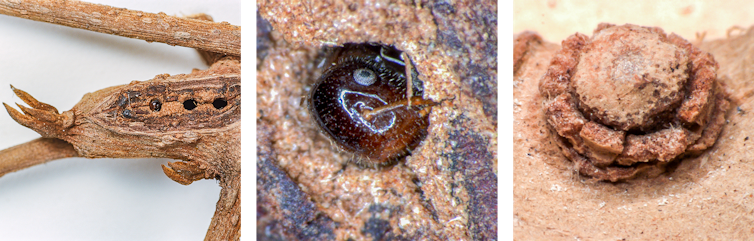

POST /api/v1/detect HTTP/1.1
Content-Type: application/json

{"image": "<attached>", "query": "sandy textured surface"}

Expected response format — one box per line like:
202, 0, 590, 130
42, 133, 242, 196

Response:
514, 0, 754, 43
514, 1, 754, 239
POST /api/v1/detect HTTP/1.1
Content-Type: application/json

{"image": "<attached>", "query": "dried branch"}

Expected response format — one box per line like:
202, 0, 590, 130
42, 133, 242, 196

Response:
0, 0, 240, 56
0, 138, 78, 178
0, 1, 241, 239
2, 57, 241, 240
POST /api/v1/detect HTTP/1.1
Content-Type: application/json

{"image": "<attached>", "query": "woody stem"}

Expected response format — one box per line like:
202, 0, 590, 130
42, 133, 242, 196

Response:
0, 0, 240, 56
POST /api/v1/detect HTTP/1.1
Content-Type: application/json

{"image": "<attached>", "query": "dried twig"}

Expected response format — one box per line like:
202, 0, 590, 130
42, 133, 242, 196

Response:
0, 138, 78, 178
0, 0, 240, 56
0, 0, 240, 240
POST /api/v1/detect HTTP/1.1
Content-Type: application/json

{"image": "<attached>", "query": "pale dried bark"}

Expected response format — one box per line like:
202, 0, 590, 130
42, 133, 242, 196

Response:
0, 1, 241, 240
0, 138, 78, 178
0, 0, 240, 56
2, 58, 241, 241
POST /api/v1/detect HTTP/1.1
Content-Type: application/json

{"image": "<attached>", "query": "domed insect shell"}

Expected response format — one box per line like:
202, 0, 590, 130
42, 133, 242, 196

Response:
306, 42, 432, 167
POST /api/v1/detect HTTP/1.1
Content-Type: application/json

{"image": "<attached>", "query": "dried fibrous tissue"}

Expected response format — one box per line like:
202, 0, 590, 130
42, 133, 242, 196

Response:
539, 24, 730, 181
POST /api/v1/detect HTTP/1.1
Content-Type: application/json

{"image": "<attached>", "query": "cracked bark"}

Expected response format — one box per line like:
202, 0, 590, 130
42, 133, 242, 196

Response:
0, 0, 240, 240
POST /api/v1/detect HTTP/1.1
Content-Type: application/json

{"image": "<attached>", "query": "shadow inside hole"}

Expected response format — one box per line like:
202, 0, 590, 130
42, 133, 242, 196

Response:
213, 98, 227, 109
183, 99, 197, 110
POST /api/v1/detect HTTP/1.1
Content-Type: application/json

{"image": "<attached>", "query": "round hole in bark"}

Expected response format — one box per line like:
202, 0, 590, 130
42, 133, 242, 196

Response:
213, 98, 227, 109
183, 99, 197, 110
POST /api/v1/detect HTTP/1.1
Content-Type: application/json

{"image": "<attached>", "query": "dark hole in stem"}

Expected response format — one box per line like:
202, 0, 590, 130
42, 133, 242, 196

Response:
213, 98, 227, 109
183, 99, 197, 110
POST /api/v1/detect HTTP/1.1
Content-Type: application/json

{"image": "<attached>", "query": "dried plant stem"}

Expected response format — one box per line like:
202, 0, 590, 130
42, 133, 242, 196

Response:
0, 0, 240, 56
206, 175, 240, 241
0, 138, 78, 178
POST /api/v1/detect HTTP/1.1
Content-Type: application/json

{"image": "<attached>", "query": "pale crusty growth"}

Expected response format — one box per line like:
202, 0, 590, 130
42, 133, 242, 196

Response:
539, 23, 730, 181
573, 24, 689, 131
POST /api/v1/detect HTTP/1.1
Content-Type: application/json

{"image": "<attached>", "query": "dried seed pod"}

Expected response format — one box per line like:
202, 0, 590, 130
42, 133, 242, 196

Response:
539, 23, 730, 181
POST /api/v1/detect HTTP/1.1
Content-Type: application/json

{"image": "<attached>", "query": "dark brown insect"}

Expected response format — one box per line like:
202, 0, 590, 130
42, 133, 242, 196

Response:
308, 43, 435, 166
150, 99, 162, 111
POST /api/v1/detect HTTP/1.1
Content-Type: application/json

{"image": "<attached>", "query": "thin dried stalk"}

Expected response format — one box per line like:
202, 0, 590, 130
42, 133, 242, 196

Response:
0, 138, 78, 178
0, 0, 240, 56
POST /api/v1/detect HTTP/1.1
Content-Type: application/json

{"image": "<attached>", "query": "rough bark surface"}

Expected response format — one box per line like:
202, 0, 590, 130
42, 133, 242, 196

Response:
0, 0, 240, 56
0, 2, 241, 239
2, 58, 241, 241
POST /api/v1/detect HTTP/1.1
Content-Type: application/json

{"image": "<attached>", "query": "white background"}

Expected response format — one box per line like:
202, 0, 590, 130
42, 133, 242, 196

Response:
0, 1, 240, 240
